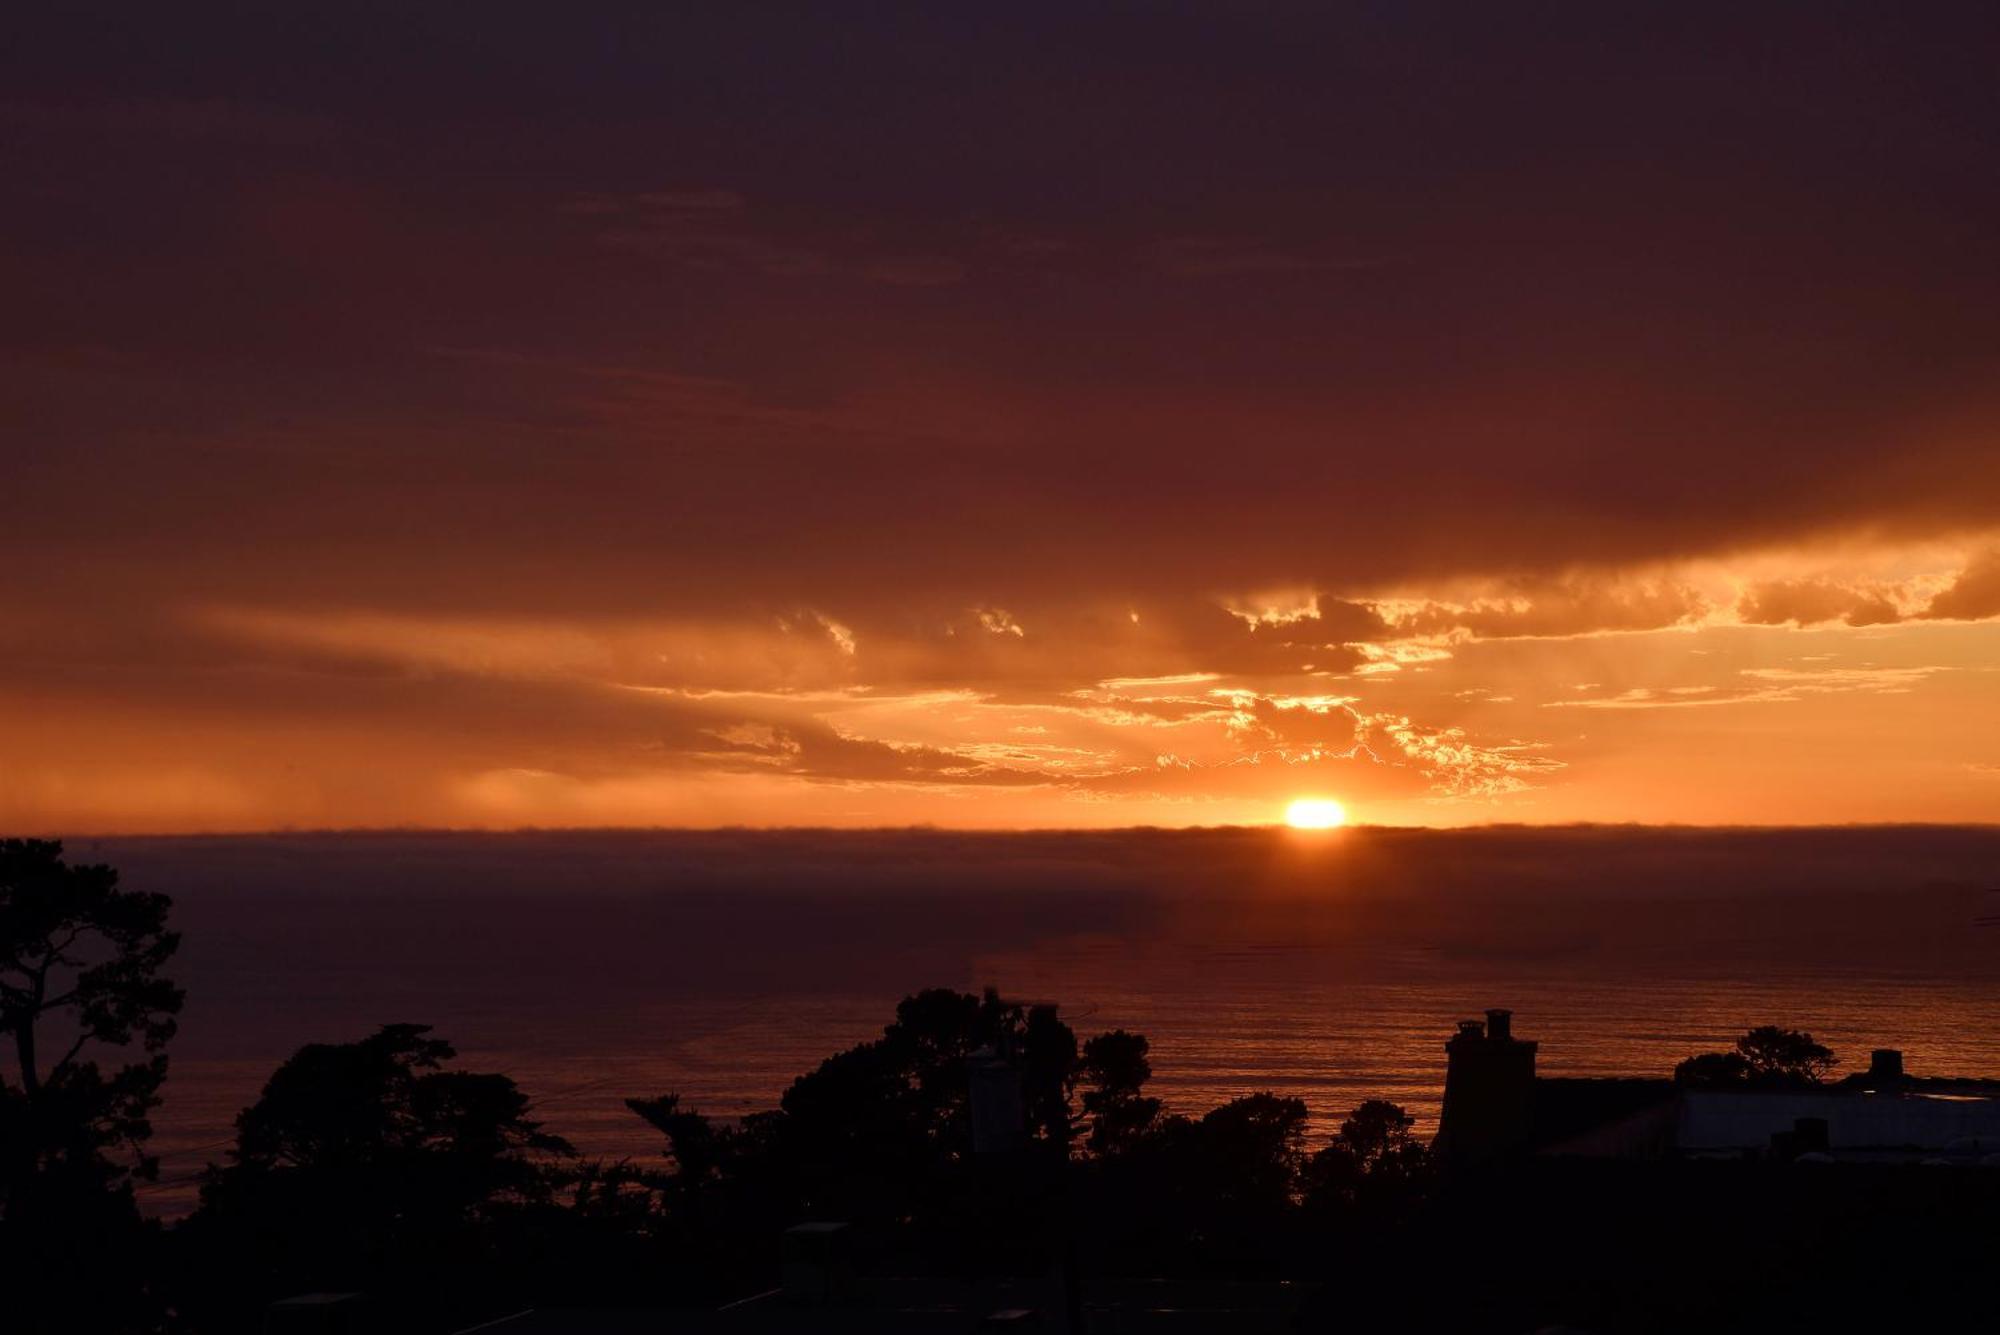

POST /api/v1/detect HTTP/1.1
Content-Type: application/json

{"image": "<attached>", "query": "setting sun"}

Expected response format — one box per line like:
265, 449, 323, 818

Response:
1284, 798, 1348, 829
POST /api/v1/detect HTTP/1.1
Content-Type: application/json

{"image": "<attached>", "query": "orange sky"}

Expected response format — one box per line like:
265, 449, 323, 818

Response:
4, 8, 1998, 833
7, 543, 1996, 832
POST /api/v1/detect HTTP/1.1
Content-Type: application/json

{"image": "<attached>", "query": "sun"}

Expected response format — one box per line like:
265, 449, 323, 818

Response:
1284, 798, 1348, 830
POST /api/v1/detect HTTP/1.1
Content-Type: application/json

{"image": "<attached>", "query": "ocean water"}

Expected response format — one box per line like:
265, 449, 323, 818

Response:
75, 828, 2000, 1216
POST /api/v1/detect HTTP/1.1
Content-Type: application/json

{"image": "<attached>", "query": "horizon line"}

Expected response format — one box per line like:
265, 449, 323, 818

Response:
45, 819, 2000, 841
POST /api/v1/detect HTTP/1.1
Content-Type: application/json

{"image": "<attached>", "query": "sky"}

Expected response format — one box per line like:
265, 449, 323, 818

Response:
5, 4, 1999, 833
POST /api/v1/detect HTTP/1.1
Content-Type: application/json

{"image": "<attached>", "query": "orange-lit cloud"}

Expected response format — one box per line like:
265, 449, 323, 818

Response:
2, 534, 1995, 831
1921, 551, 2000, 622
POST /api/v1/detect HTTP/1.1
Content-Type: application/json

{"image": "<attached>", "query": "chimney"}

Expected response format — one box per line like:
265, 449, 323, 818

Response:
1867, 1049, 1904, 1085
1434, 1008, 1538, 1169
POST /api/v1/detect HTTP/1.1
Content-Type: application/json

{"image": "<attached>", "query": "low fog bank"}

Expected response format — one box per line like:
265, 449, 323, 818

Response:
54, 826, 1998, 995
69, 823, 2000, 903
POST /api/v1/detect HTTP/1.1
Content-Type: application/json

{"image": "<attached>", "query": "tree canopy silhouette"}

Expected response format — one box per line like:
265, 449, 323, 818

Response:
0, 838, 183, 1187
0, 838, 182, 1334
1736, 1025, 1836, 1083
1079, 1029, 1162, 1155
1675, 1026, 1837, 1088
1336, 1098, 1419, 1165
185, 1024, 574, 1328
624, 988, 1434, 1278
1299, 1098, 1433, 1232
630, 988, 1078, 1239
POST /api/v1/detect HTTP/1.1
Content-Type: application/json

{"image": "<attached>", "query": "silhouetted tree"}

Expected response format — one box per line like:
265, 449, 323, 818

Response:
1193, 1092, 1307, 1212
619, 1095, 794, 1294
184, 1024, 572, 1329
1088, 1092, 1310, 1267
0, 838, 181, 1334
1336, 1099, 1418, 1164
0, 839, 182, 1176
1673, 1050, 1756, 1088
628, 988, 1080, 1257
628, 1092, 728, 1192
620, 991, 1439, 1281
1021, 1002, 1078, 1150
1078, 1029, 1162, 1155
224, 1024, 569, 1189
1736, 1025, 1836, 1084
1301, 1099, 1431, 1230
1675, 1026, 1836, 1088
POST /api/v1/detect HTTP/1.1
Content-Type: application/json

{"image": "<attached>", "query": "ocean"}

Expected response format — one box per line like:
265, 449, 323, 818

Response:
69, 826, 2000, 1216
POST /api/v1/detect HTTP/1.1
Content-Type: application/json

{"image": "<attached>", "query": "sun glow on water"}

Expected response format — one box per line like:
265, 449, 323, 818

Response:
1284, 798, 1348, 829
